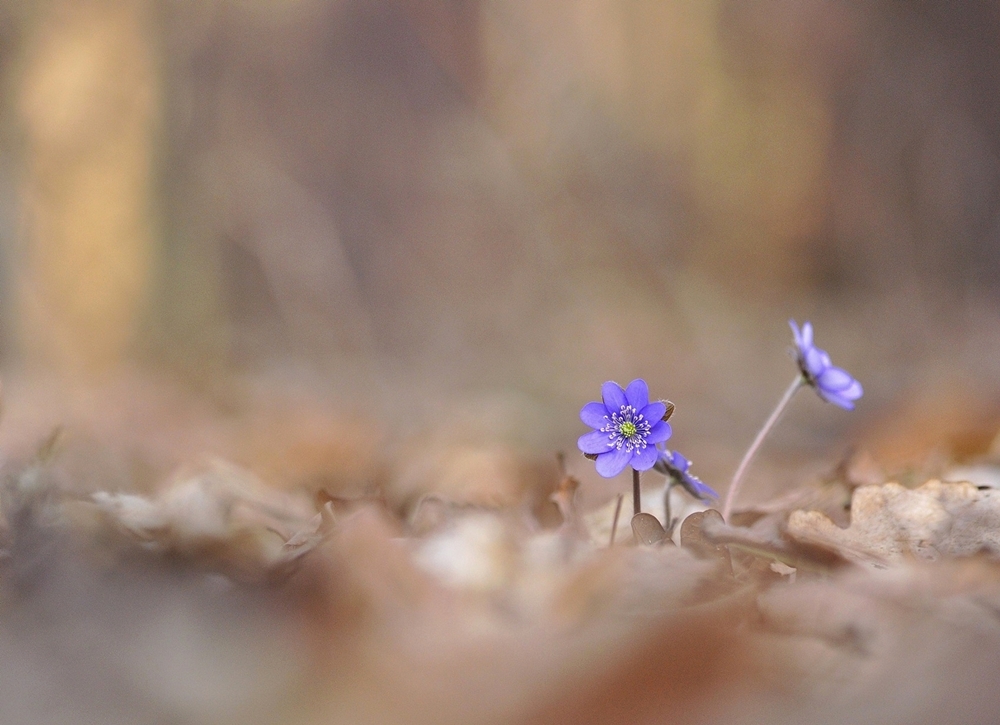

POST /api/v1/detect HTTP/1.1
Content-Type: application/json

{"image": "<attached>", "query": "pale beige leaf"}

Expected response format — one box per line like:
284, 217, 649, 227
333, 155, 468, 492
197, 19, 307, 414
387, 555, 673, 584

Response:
787, 480, 1000, 566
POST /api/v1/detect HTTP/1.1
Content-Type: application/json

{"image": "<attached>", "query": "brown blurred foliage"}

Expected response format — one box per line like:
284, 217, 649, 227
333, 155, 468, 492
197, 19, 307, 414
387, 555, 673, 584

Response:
2, 0, 1000, 504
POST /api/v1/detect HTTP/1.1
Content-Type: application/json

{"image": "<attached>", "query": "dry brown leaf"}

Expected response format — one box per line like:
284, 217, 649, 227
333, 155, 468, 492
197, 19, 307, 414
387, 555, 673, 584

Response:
731, 477, 855, 529
750, 560, 1000, 725
90, 459, 316, 567
697, 511, 850, 573
631, 512, 669, 546
679, 509, 732, 568
787, 479, 1000, 567
549, 454, 582, 531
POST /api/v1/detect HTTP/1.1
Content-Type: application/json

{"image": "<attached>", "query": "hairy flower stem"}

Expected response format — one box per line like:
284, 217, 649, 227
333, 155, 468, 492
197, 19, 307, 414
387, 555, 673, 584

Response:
609, 493, 624, 546
663, 482, 675, 535
632, 468, 641, 516
722, 375, 804, 522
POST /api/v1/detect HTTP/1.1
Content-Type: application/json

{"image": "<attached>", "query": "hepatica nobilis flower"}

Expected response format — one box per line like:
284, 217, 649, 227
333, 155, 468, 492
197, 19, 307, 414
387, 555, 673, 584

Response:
790, 320, 863, 410
654, 447, 718, 503
578, 379, 671, 478
721, 320, 863, 521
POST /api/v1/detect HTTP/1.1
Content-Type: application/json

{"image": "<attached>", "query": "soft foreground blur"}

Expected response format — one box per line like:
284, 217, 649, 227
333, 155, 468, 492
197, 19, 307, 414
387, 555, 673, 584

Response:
5, 445, 1000, 724
2, 0, 1000, 722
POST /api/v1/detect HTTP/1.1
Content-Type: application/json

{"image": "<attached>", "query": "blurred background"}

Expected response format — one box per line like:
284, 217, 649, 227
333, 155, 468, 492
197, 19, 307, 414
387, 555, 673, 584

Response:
7, 3, 1000, 724
1, 0, 1000, 505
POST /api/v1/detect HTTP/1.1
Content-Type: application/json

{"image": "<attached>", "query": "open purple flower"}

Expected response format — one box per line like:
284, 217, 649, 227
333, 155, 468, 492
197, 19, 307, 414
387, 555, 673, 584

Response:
790, 320, 863, 410
578, 379, 672, 478
653, 447, 718, 502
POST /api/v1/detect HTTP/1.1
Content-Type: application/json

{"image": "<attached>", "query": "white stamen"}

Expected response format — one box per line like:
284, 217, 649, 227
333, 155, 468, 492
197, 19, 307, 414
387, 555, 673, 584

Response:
599, 404, 652, 453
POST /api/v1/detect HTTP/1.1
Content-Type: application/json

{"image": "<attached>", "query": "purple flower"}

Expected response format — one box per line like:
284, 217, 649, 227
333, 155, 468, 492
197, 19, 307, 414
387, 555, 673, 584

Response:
653, 447, 718, 502
578, 379, 672, 478
790, 320, 863, 410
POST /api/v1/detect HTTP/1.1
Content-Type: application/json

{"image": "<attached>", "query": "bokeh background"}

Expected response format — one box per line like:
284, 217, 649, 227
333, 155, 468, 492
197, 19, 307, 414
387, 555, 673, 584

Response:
2, 0, 1000, 506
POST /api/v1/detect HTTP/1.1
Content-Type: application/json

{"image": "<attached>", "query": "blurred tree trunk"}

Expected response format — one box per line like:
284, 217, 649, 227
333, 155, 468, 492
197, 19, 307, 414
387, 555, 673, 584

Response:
15, 0, 160, 376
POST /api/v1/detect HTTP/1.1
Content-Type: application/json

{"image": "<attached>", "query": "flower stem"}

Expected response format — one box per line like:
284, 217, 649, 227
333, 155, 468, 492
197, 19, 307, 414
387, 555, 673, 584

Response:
663, 481, 675, 535
721, 375, 804, 522
609, 493, 624, 546
632, 468, 641, 516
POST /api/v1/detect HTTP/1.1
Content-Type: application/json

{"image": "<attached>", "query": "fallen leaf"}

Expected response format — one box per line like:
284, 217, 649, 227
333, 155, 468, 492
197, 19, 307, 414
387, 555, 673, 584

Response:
787, 479, 1000, 566
631, 512, 668, 546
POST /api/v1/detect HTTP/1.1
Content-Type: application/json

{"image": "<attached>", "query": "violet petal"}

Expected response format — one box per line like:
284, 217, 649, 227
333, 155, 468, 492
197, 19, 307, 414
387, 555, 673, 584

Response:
595, 447, 632, 477
640, 401, 667, 423
624, 379, 650, 410
601, 381, 627, 411
789, 319, 804, 349
646, 420, 672, 445
801, 321, 813, 348
580, 401, 610, 428
804, 347, 827, 376
631, 444, 658, 471
578, 430, 612, 454
839, 379, 863, 400
818, 367, 854, 392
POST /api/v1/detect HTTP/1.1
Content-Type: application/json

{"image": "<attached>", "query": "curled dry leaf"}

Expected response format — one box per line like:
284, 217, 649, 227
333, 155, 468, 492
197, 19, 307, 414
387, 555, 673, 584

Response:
90, 459, 316, 568
281, 501, 336, 557
549, 462, 580, 527
631, 512, 668, 546
697, 509, 850, 573
679, 510, 731, 569
786, 479, 1000, 567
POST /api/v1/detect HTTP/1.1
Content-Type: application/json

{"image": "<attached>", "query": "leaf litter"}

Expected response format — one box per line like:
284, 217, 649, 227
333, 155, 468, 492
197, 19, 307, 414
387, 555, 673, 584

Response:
5, 421, 1000, 723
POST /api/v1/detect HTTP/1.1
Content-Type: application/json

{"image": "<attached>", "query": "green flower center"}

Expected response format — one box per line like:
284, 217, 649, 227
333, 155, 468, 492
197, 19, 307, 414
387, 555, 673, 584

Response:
601, 404, 652, 452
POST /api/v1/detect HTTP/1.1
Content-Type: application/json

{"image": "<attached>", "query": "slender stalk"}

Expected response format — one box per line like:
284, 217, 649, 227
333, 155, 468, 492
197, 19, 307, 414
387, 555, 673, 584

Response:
663, 481, 675, 535
609, 493, 624, 546
721, 375, 804, 522
632, 468, 641, 516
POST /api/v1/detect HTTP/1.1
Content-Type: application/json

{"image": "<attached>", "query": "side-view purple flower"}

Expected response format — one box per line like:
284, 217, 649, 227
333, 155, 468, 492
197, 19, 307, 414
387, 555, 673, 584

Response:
790, 320, 863, 410
577, 379, 672, 478
721, 319, 863, 521
654, 447, 718, 503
